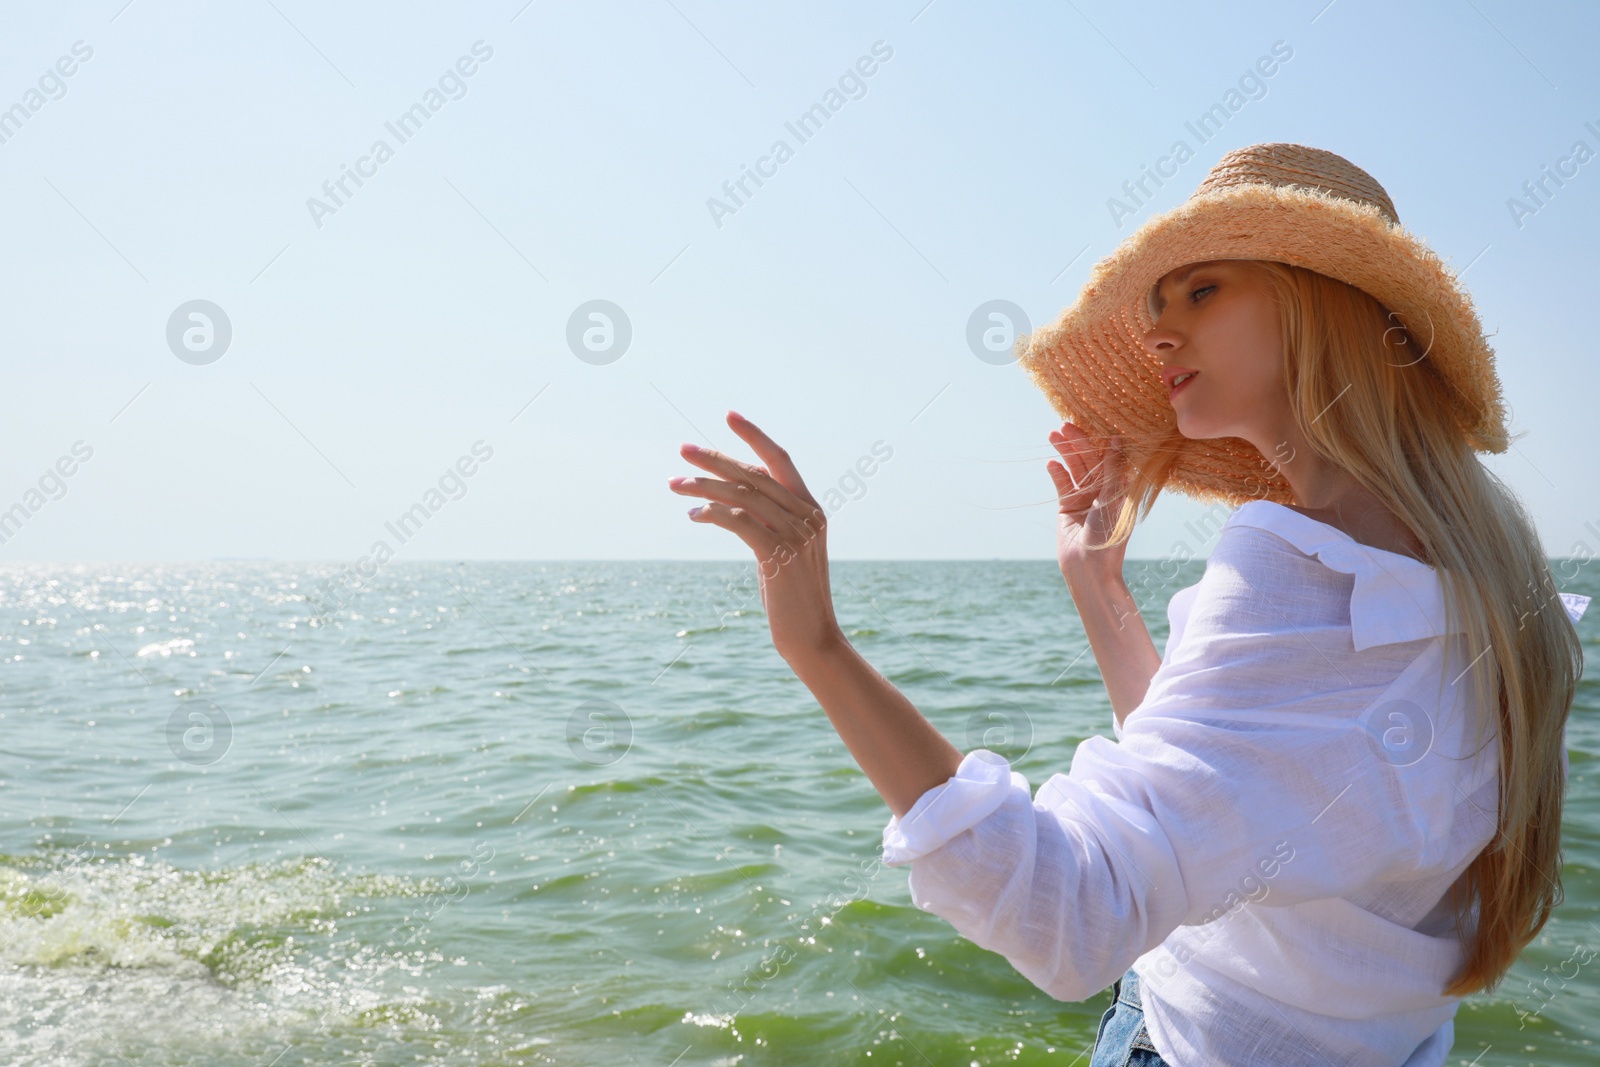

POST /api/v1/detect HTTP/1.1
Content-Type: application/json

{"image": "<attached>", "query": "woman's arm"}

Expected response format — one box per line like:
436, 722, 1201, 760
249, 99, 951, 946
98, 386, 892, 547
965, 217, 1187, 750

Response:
1047, 422, 1161, 730
1064, 571, 1161, 730
671, 411, 964, 819
784, 636, 964, 819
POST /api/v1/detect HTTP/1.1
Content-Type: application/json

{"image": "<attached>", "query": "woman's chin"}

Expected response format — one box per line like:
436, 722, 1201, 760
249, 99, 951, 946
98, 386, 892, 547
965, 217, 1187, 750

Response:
1171, 417, 1228, 443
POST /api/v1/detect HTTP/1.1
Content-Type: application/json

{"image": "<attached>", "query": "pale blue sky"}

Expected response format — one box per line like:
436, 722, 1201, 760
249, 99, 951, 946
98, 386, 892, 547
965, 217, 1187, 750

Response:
0, 0, 1595, 563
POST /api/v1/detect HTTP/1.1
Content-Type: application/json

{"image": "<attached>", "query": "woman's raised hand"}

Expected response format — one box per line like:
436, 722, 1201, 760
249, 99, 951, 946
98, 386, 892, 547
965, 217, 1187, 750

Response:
1047, 421, 1133, 583
669, 411, 843, 662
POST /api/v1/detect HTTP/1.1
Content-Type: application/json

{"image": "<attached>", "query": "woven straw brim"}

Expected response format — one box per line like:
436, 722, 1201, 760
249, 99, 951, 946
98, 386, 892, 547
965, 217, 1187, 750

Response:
1015, 181, 1509, 509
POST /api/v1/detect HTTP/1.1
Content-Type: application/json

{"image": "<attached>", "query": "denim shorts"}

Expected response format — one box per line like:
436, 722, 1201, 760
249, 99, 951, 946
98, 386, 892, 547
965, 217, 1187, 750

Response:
1089, 966, 1172, 1067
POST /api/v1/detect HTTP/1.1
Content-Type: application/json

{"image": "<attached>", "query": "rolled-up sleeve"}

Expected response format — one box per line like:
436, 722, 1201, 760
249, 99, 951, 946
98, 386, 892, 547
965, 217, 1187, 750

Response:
880, 741, 1195, 1002
877, 524, 1455, 1003
882, 748, 1021, 865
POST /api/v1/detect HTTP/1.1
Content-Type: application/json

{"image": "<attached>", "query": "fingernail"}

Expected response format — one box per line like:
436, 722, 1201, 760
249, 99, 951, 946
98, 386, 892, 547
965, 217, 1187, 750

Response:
668, 476, 687, 487
682, 443, 699, 453
688, 506, 703, 518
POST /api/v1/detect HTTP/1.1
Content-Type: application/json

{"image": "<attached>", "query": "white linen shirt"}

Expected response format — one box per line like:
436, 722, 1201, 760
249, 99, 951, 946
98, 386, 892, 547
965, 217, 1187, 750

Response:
881, 499, 1590, 1067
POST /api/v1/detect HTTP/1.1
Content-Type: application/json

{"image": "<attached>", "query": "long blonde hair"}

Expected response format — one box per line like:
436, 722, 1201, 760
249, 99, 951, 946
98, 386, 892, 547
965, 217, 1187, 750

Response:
1092, 259, 1583, 997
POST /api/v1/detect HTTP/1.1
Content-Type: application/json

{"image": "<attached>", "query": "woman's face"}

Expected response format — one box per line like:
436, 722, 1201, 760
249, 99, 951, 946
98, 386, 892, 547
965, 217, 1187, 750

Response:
1143, 259, 1290, 454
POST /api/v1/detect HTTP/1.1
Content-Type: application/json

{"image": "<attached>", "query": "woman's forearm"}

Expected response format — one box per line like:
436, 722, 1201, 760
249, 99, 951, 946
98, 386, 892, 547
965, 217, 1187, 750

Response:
783, 636, 964, 819
1063, 572, 1162, 730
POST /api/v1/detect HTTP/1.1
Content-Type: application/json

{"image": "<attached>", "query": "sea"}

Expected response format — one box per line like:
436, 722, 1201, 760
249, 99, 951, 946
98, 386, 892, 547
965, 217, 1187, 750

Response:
0, 559, 1596, 1066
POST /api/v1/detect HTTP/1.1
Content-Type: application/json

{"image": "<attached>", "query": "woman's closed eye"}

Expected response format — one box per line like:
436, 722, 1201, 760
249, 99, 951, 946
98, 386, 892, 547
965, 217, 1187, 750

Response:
1189, 285, 1215, 303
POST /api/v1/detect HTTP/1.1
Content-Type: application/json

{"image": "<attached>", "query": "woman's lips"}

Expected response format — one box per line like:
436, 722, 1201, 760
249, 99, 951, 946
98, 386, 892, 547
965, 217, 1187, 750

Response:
1169, 372, 1199, 399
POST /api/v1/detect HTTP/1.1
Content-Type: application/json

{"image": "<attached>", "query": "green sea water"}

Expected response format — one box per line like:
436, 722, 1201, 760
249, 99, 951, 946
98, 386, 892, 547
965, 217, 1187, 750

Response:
0, 560, 1595, 1066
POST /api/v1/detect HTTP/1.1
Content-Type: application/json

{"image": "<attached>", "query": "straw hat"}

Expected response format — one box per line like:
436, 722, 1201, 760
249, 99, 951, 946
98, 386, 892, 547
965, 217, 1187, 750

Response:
1014, 142, 1509, 508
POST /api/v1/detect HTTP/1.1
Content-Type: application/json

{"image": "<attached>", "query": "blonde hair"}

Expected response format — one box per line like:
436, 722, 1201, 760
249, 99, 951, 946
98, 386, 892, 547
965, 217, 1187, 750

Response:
1090, 258, 1583, 997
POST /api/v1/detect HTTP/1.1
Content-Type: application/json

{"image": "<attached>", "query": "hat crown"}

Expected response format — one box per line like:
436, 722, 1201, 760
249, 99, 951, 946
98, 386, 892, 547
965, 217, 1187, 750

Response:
1194, 142, 1401, 226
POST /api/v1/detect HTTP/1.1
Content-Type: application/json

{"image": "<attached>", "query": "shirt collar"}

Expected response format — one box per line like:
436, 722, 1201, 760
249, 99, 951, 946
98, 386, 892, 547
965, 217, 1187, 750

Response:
1226, 500, 1457, 652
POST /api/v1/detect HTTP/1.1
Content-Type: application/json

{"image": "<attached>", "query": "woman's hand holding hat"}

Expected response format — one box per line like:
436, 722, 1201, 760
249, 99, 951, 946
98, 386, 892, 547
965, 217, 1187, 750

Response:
1048, 421, 1133, 585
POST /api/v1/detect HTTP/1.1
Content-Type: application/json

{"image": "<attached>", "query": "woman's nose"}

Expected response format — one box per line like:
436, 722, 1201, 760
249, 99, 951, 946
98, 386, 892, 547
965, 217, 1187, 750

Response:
1142, 325, 1178, 354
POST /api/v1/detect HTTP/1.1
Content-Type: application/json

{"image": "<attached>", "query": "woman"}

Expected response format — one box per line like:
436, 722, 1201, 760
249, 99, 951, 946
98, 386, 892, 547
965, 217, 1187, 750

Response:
667, 144, 1588, 1066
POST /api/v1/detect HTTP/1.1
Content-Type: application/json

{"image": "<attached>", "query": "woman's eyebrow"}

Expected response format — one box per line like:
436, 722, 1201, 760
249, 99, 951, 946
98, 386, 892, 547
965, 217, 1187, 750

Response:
1150, 262, 1218, 317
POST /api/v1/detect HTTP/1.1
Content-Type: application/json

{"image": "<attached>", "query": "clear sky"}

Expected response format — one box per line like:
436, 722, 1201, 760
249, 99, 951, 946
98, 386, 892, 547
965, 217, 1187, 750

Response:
0, 0, 1594, 563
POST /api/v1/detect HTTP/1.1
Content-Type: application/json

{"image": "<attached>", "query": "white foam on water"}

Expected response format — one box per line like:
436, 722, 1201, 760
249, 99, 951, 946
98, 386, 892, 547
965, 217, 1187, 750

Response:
134, 638, 196, 658
0, 851, 455, 1065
